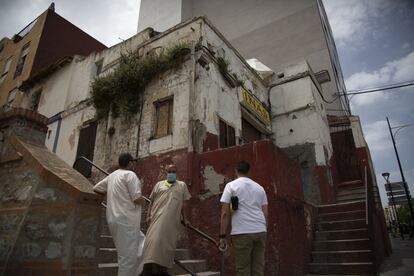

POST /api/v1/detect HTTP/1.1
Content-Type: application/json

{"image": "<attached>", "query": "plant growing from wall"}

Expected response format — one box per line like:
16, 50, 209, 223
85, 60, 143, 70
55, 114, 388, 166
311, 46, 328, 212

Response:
91, 42, 191, 118
216, 57, 243, 88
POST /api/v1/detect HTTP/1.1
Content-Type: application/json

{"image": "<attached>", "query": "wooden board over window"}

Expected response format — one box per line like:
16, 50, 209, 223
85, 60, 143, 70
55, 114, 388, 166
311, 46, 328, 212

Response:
154, 97, 173, 138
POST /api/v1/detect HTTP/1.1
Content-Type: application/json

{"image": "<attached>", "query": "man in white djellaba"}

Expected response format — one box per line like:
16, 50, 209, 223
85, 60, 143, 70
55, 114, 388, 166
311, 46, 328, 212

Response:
93, 153, 145, 276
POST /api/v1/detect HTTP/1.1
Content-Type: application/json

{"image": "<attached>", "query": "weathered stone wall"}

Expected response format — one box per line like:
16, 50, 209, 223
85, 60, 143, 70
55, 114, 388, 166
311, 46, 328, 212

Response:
0, 109, 102, 275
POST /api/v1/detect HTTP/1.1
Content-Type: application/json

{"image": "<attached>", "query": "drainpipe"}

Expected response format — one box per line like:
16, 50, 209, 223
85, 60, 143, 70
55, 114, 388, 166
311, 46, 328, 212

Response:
48, 112, 63, 153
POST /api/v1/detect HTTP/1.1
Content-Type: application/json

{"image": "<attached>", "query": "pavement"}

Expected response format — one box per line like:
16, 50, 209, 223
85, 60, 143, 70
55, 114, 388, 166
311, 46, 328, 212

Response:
380, 236, 414, 276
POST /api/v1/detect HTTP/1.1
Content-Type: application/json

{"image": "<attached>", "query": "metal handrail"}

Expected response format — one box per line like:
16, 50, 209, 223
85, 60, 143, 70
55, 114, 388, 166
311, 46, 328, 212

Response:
365, 166, 368, 225
73, 156, 223, 275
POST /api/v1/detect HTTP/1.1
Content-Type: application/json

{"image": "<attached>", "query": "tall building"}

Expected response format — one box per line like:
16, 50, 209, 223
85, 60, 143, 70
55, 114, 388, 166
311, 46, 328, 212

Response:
137, 0, 350, 116
0, 4, 107, 111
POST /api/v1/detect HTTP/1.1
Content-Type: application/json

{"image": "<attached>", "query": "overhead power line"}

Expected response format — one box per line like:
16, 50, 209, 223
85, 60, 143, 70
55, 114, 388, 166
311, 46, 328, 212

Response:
342, 80, 414, 96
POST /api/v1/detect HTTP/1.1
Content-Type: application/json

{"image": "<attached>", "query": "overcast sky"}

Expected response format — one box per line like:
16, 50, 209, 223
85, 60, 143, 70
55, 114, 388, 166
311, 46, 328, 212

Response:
1, 0, 413, 207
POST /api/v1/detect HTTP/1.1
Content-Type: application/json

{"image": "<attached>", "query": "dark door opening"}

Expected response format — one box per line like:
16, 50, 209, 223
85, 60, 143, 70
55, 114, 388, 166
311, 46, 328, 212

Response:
74, 122, 97, 178
241, 118, 262, 143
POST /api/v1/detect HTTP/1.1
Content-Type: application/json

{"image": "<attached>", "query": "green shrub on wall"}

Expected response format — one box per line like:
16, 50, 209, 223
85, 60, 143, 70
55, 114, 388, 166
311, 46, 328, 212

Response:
91, 42, 191, 118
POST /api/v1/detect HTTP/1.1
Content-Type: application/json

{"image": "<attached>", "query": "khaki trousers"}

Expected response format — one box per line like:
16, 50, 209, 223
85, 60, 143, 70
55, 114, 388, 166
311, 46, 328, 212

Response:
231, 232, 266, 276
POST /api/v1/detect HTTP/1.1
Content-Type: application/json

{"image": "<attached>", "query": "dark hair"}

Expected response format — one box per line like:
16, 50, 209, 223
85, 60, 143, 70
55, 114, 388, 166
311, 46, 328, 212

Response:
118, 153, 135, 168
236, 160, 250, 174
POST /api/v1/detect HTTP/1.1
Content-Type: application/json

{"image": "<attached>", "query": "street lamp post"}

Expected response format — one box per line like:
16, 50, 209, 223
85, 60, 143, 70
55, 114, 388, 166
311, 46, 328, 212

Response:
386, 117, 414, 237
382, 172, 404, 239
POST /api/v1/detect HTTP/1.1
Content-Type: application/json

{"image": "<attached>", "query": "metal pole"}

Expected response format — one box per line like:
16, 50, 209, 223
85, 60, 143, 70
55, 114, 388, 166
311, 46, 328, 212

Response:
387, 180, 404, 239
387, 117, 414, 235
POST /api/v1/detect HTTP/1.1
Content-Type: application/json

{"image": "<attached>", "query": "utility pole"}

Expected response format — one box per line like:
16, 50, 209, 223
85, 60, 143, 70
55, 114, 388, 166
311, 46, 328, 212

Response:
386, 117, 414, 237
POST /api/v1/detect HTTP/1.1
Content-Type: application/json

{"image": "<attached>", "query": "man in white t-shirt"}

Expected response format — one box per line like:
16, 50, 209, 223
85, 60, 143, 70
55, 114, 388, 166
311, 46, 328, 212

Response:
93, 153, 145, 276
219, 160, 268, 276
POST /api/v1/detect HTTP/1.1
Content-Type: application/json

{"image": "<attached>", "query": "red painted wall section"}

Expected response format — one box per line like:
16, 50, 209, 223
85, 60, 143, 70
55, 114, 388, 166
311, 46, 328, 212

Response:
187, 140, 312, 275
133, 148, 191, 195
122, 140, 316, 274
202, 132, 219, 152
315, 155, 338, 204
32, 9, 107, 75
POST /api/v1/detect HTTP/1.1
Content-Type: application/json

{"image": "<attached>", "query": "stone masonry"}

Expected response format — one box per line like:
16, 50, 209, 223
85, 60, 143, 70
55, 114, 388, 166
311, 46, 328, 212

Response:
0, 108, 102, 275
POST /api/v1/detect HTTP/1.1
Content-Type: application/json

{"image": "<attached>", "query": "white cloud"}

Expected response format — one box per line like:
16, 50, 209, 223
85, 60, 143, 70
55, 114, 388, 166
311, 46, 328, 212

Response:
363, 120, 393, 152
323, 0, 391, 46
346, 51, 414, 106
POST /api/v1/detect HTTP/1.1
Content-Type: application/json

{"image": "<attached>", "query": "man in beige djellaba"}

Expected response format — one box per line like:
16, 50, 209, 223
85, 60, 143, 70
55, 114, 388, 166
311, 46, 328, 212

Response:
141, 164, 191, 276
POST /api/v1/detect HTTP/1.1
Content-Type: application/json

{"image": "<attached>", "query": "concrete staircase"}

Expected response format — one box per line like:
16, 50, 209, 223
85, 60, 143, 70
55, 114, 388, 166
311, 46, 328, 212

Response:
308, 180, 376, 275
98, 211, 219, 275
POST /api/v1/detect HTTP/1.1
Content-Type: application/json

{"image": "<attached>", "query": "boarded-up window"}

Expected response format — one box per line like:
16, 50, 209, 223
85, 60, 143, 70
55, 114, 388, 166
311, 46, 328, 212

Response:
219, 119, 236, 148
154, 98, 173, 138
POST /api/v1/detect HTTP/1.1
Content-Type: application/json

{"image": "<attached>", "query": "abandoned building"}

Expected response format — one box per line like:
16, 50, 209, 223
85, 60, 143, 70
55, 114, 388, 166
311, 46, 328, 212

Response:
0, 2, 390, 276
0, 3, 107, 112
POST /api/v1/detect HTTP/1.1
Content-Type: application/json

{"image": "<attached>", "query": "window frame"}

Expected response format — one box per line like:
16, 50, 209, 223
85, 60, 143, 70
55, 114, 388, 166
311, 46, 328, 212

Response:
6, 88, 18, 111
153, 96, 174, 139
14, 43, 30, 78
219, 117, 236, 148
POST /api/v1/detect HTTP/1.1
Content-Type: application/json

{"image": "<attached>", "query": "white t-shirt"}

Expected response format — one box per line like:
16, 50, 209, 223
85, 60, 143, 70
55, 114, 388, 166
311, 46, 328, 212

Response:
220, 177, 268, 235
93, 169, 142, 226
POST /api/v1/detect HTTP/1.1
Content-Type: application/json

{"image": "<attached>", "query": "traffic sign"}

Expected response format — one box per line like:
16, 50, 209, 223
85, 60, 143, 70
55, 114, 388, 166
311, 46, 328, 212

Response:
385, 182, 404, 192
387, 191, 406, 197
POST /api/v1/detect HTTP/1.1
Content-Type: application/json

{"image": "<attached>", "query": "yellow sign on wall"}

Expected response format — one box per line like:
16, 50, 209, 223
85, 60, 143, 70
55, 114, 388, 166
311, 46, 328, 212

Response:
240, 88, 271, 125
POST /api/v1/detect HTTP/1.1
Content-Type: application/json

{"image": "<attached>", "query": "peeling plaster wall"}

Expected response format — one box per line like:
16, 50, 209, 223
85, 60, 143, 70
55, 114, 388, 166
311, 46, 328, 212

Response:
270, 62, 332, 166
191, 20, 269, 152
350, 115, 367, 148
21, 29, 155, 167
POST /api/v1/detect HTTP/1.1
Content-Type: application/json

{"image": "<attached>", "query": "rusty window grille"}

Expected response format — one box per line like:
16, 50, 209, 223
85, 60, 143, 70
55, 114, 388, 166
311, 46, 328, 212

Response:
219, 118, 236, 148
154, 97, 173, 138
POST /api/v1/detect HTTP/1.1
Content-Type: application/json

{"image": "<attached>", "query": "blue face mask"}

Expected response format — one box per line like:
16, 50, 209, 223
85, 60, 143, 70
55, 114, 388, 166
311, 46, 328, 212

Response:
167, 173, 176, 183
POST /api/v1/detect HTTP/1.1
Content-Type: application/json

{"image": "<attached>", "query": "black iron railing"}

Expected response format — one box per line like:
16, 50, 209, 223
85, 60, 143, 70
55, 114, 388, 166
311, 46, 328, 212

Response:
74, 156, 224, 276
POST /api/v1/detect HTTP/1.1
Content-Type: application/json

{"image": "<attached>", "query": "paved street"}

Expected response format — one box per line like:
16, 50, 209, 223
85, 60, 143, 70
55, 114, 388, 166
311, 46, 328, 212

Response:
380, 236, 414, 276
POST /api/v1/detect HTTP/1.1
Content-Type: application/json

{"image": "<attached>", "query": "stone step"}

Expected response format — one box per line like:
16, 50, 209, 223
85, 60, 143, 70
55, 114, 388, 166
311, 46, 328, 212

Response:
98, 263, 117, 276
313, 239, 370, 251
101, 221, 111, 236
338, 180, 363, 189
337, 193, 366, 203
175, 272, 220, 276
99, 247, 192, 263
175, 249, 191, 260
99, 248, 117, 263
308, 262, 375, 275
318, 201, 365, 214
336, 186, 365, 195
318, 219, 366, 231
311, 250, 373, 263
100, 235, 114, 248
337, 187, 365, 197
318, 210, 365, 222
99, 260, 214, 276
169, 259, 208, 275
315, 228, 369, 240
